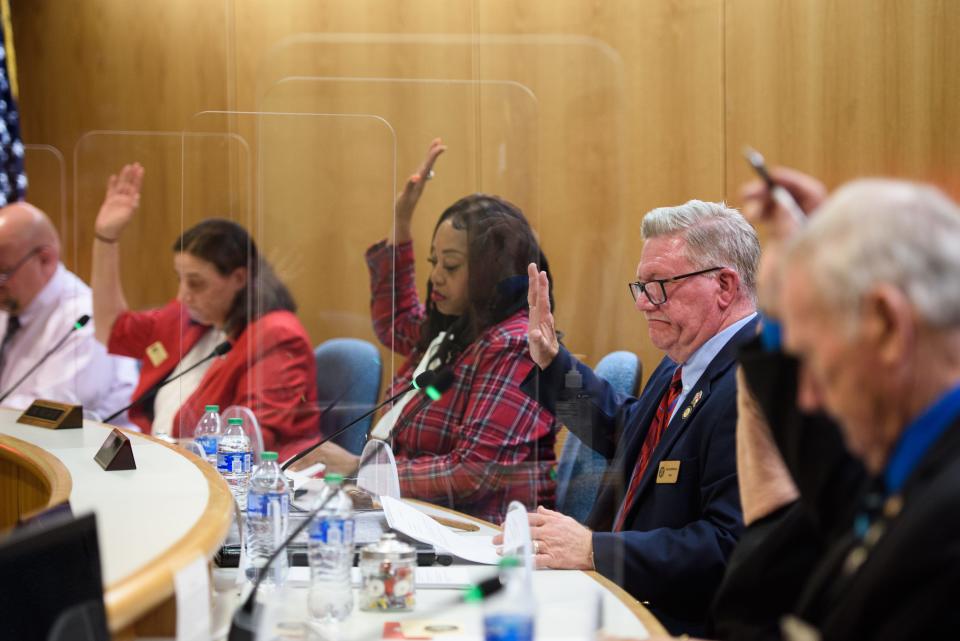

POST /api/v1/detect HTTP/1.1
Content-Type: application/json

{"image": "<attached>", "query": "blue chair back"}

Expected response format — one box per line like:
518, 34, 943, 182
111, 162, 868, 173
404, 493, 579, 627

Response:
314, 338, 383, 454
556, 350, 641, 523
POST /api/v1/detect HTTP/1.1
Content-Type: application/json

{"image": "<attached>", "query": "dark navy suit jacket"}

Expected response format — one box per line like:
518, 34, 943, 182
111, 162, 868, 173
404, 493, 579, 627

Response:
523, 316, 757, 632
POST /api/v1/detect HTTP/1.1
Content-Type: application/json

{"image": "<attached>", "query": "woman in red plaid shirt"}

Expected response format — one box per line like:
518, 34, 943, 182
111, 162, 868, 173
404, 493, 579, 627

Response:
317, 139, 557, 524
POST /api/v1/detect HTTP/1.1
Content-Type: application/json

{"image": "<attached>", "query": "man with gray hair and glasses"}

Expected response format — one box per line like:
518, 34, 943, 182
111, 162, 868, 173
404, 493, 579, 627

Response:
707, 173, 960, 641
502, 200, 760, 634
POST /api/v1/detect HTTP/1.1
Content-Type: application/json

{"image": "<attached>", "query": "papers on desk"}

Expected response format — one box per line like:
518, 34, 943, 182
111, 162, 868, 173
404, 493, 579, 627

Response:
286, 566, 472, 589
381, 496, 501, 565
284, 462, 325, 490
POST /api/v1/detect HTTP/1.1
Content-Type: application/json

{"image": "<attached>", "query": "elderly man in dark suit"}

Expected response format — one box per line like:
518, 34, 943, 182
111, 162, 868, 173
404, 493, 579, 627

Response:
706, 173, 960, 641
498, 200, 760, 634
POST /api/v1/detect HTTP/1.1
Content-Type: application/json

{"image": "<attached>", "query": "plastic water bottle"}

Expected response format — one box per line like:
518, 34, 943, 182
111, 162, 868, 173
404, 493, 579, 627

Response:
483, 556, 535, 641
218, 417, 252, 508
307, 473, 355, 622
193, 404, 222, 465
245, 451, 289, 587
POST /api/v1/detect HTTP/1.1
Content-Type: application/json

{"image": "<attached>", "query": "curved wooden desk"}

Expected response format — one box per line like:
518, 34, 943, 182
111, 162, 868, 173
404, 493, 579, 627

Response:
0, 409, 233, 635
409, 499, 668, 637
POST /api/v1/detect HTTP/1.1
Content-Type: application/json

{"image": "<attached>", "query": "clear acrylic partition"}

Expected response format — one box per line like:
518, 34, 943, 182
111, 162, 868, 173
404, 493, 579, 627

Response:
356, 438, 401, 500
73, 130, 252, 431
245, 32, 625, 526
183, 110, 396, 466
23, 144, 68, 264
0, 143, 99, 418
65, 29, 625, 531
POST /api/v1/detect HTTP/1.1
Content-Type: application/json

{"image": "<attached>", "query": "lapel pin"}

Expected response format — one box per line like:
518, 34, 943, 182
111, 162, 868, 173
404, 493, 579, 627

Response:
682, 406, 692, 420
691, 390, 703, 407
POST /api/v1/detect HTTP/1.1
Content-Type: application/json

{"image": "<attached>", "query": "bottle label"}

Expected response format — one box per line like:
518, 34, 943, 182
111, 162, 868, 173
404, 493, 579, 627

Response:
309, 517, 355, 545
196, 435, 218, 456
218, 451, 252, 474
483, 614, 535, 641
247, 491, 289, 517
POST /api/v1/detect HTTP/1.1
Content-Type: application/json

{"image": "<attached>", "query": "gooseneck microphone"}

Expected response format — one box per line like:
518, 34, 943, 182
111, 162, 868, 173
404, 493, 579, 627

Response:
102, 340, 232, 423
386, 367, 456, 448
0, 315, 91, 404
354, 367, 457, 471
281, 368, 447, 472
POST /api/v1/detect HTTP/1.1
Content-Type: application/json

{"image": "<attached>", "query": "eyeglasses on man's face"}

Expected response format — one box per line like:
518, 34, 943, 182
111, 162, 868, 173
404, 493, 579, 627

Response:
0, 246, 45, 287
627, 266, 723, 305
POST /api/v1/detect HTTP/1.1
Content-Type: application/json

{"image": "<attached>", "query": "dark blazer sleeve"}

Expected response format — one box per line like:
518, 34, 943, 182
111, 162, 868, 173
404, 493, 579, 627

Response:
590, 383, 743, 621
707, 338, 869, 640
739, 337, 867, 539
521, 345, 644, 461
709, 501, 822, 641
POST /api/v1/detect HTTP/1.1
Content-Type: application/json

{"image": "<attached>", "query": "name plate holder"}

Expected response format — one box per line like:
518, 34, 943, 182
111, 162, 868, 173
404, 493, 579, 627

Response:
94, 428, 137, 471
16, 400, 83, 430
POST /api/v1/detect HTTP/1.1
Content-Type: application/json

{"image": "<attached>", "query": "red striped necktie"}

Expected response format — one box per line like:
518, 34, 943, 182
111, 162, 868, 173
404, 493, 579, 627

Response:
612, 365, 683, 532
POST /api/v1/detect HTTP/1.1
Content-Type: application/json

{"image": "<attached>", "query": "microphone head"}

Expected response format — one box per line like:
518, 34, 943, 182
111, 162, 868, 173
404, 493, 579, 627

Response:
413, 369, 438, 390
463, 575, 505, 603
214, 341, 233, 356
424, 367, 455, 401
75, 314, 91, 329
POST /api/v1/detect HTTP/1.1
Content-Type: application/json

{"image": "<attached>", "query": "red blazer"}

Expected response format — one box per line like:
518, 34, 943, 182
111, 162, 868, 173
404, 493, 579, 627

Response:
108, 300, 320, 460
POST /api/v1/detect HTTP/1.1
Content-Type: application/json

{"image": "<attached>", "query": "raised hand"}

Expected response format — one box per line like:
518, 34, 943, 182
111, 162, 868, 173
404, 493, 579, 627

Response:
392, 138, 447, 244
95, 163, 145, 242
527, 263, 559, 369
740, 166, 827, 241
739, 166, 827, 317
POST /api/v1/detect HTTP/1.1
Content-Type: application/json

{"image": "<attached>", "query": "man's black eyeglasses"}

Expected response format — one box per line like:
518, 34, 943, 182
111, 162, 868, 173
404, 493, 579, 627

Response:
628, 266, 723, 305
0, 247, 45, 287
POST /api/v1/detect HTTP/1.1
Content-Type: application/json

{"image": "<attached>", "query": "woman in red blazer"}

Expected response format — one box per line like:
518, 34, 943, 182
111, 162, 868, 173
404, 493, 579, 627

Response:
297, 140, 557, 523
90, 163, 319, 460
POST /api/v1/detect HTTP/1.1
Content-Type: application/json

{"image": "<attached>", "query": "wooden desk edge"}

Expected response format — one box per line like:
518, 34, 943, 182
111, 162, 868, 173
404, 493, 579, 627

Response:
586, 571, 668, 636
406, 498, 666, 636
0, 433, 73, 518
102, 430, 234, 632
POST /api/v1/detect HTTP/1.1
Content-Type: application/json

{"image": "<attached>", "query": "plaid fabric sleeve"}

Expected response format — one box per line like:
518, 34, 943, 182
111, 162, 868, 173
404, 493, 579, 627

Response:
397, 326, 552, 506
366, 239, 425, 357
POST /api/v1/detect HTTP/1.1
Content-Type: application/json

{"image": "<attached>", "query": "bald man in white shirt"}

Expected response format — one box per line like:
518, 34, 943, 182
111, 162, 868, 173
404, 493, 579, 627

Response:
0, 202, 137, 421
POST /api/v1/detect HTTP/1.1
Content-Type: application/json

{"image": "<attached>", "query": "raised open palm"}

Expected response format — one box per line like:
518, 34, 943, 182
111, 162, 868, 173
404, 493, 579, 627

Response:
95, 163, 145, 241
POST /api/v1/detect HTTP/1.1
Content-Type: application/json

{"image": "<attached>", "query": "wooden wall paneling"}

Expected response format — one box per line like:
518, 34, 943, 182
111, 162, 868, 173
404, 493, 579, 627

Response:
229, 0, 726, 384
10, 0, 727, 386
10, 0, 231, 282
724, 0, 960, 200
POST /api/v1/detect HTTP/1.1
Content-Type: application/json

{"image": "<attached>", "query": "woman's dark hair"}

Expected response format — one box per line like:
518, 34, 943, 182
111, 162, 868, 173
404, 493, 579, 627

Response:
172, 219, 296, 337
417, 194, 554, 366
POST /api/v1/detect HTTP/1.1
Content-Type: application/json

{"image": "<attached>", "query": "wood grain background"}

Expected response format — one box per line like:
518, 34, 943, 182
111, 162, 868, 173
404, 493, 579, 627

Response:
9, 0, 960, 384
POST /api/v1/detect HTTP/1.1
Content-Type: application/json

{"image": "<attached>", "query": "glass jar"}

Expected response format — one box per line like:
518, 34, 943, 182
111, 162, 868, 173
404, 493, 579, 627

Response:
358, 533, 416, 611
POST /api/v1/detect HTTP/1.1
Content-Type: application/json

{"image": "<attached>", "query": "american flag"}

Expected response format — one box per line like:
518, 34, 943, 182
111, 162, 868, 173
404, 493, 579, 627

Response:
0, 24, 26, 206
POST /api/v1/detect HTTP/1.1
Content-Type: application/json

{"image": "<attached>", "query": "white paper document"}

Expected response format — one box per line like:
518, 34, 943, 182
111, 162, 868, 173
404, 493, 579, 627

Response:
283, 462, 325, 490
380, 496, 501, 565
174, 555, 212, 641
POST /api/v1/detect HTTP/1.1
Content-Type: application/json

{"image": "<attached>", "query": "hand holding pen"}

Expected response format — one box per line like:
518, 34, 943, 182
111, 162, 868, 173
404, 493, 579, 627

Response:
740, 148, 827, 240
